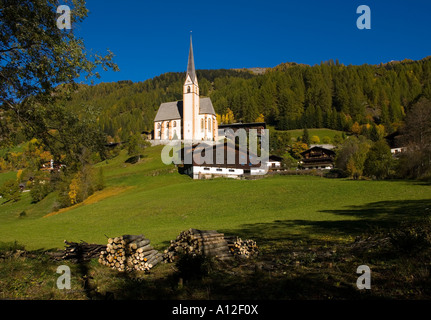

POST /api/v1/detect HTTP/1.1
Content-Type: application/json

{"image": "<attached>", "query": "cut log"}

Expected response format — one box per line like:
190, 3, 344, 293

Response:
98, 234, 159, 272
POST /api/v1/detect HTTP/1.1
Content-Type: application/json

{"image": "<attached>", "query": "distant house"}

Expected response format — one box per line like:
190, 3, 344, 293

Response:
310, 144, 335, 150
40, 159, 65, 173
299, 146, 335, 170
385, 131, 407, 156
266, 155, 283, 171
178, 142, 266, 179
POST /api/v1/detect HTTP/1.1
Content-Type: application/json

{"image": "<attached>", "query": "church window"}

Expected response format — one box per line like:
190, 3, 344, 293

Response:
208, 119, 211, 131
187, 86, 191, 93
157, 123, 161, 129
201, 119, 204, 132
173, 121, 176, 127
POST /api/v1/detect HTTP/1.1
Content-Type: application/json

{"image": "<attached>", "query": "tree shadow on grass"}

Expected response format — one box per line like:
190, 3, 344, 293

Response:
222, 199, 431, 246
108, 199, 431, 300
320, 199, 431, 221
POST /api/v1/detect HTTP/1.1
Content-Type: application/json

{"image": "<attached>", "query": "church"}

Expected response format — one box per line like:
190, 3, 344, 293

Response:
153, 36, 218, 142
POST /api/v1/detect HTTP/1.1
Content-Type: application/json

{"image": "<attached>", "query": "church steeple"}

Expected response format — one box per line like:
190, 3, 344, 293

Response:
186, 33, 197, 84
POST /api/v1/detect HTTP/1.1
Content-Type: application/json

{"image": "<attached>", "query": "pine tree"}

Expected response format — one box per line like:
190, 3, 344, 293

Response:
302, 127, 310, 145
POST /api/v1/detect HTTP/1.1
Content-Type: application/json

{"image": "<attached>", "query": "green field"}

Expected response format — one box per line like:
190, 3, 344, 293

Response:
286, 128, 345, 142
1, 145, 430, 252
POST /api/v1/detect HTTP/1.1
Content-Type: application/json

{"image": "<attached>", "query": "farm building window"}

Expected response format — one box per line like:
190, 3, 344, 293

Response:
216, 168, 222, 172
228, 169, 235, 172
204, 168, 210, 171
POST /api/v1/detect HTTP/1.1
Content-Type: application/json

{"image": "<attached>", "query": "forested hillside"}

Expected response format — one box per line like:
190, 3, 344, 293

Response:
64, 57, 431, 142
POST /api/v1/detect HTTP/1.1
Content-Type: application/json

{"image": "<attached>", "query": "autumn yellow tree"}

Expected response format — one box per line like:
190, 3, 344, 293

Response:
216, 114, 222, 124
310, 135, 320, 144
351, 121, 361, 136
68, 172, 82, 205
255, 113, 265, 123
290, 141, 309, 159
219, 108, 235, 124
225, 108, 235, 124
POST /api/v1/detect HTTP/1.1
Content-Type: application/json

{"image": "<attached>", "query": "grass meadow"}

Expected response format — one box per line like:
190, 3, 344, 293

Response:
1, 145, 431, 300
1, 145, 430, 251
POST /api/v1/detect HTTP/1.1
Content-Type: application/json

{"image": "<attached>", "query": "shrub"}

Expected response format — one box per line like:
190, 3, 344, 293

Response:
389, 218, 431, 254
324, 168, 348, 179
0, 179, 21, 202
30, 180, 51, 203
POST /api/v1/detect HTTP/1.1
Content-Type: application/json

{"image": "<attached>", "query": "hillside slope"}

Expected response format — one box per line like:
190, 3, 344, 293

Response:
1, 145, 430, 251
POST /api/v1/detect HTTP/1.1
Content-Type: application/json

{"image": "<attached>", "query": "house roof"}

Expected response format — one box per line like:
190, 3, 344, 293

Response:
268, 155, 283, 162
300, 146, 336, 156
154, 97, 215, 122
178, 142, 262, 168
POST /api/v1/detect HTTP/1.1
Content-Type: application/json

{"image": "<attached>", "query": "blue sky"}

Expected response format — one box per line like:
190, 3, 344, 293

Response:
74, 0, 431, 84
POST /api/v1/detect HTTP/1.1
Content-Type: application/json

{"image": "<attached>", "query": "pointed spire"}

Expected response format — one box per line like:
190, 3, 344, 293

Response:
187, 32, 197, 84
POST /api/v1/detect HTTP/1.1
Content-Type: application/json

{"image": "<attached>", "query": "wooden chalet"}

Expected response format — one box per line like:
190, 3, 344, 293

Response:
300, 146, 335, 170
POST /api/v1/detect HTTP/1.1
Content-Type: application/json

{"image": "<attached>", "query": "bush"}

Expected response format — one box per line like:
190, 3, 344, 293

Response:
0, 179, 21, 202
324, 168, 348, 179
30, 180, 51, 203
389, 219, 431, 254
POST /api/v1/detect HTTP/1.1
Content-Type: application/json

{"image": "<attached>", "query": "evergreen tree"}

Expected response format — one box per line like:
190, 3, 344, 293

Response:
302, 127, 310, 145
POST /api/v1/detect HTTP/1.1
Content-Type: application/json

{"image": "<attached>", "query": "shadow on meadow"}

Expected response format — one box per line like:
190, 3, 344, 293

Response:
4, 198, 431, 300
57, 198, 431, 300
101, 198, 431, 300
221, 199, 431, 246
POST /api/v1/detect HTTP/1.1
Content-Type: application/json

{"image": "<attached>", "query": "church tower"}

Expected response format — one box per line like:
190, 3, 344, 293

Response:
183, 34, 200, 141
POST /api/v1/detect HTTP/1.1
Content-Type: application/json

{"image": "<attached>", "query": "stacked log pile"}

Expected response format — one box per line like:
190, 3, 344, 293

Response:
98, 234, 163, 272
163, 228, 232, 262
226, 237, 259, 258
62, 240, 106, 262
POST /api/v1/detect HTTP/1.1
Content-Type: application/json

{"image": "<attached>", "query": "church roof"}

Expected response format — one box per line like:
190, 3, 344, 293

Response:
154, 100, 183, 121
200, 97, 216, 115
187, 34, 197, 84
154, 97, 215, 122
